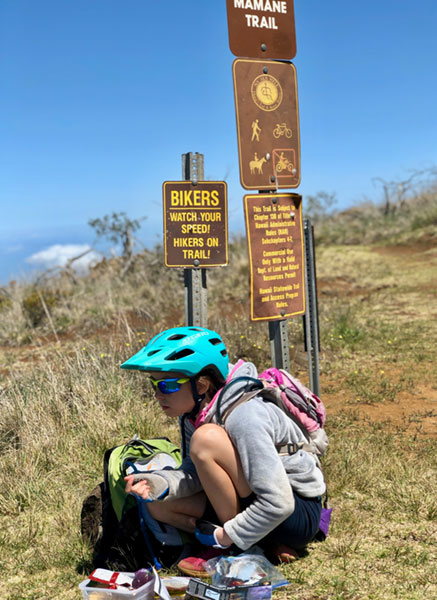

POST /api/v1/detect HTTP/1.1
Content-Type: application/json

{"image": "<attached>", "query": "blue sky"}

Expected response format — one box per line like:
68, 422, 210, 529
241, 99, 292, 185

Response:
1, 0, 437, 284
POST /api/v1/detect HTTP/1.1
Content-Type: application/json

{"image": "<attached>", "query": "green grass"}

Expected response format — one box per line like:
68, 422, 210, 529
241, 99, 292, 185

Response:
1, 347, 436, 599
1, 206, 437, 598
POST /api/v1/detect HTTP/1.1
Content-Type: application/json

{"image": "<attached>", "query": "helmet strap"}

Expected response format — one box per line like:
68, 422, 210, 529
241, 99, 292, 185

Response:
185, 377, 205, 420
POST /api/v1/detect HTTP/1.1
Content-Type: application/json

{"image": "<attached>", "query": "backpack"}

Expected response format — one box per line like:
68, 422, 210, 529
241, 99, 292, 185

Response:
215, 367, 328, 459
214, 366, 332, 540
81, 436, 188, 571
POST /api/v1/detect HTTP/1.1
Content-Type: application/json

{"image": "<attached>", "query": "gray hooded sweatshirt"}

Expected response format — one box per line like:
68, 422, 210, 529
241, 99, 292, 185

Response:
141, 360, 326, 550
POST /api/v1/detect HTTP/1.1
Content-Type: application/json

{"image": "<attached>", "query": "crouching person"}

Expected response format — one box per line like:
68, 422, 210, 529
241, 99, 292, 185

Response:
122, 327, 325, 577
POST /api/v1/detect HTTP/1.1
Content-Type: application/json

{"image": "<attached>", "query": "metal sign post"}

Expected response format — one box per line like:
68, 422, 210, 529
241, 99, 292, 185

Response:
182, 152, 207, 327
227, 0, 312, 375
162, 153, 228, 328
303, 219, 320, 395
243, 193, 305, 370
184, 267, 207, 328
269, 319, 290, 371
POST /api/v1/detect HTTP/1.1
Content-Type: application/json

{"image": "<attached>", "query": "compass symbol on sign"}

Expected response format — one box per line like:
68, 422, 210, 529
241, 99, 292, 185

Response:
251, 74, 283, 112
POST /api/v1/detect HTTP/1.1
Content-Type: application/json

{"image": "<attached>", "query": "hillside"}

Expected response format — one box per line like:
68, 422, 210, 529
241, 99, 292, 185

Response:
0, 203, 436, 599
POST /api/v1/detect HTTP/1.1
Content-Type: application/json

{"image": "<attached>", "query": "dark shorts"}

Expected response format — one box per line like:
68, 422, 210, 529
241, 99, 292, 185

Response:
203, 491, 322, 550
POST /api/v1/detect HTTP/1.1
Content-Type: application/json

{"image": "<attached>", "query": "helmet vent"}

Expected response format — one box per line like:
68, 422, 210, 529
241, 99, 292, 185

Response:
167, 334, 187, 341
168, 348, 194, 361
221, 349, 228, 357
209, 337, 222, 346
147, 349, 161, 356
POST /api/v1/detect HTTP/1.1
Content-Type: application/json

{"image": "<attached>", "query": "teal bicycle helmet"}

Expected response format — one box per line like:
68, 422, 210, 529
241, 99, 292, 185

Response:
120, 326, 229, 381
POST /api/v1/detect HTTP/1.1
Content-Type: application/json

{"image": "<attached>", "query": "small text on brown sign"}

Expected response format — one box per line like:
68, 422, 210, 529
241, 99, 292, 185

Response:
244, 193, 305, 321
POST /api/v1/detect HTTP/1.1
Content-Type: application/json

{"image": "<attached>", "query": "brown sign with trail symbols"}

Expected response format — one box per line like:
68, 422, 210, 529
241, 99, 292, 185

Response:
226, 0, 296, 60
233, 58, 300, 190
244, 193, 305, 321
163, 181, 228, 268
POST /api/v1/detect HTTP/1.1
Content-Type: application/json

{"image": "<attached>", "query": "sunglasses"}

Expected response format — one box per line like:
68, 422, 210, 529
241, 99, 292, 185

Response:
149, 376, 190, 394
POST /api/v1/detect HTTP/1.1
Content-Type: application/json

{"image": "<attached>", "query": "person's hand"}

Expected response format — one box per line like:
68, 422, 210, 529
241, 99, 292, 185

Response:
195, 519, 232, 548
124, 474, 152, 501
124, 473, 169, 501
214, 527, 233, 548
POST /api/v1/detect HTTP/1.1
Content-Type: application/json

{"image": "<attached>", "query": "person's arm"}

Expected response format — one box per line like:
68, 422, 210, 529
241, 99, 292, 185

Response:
124, 454, 203, 501
125, 417, 202, 501
222, 401, 295, 549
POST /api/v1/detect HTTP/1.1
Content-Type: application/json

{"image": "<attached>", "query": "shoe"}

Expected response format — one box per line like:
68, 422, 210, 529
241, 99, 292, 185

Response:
272, 544, 299, 564
177, 546, 224, 578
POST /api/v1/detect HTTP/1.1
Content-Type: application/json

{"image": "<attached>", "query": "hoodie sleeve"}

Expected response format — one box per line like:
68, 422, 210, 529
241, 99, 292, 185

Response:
146, 415, 203, 500
223, 401, 295, 550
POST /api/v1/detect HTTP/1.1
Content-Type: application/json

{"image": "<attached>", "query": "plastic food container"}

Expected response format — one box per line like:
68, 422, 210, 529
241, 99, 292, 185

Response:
79, 575, 154, 600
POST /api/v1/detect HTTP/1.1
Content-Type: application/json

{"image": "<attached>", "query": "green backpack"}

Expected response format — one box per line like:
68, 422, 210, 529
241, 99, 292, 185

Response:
108, 436, 182, 520
81, 436, 186, 571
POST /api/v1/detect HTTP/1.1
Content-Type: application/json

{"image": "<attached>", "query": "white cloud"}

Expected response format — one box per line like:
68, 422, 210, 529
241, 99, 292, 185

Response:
26, 244, 101, 274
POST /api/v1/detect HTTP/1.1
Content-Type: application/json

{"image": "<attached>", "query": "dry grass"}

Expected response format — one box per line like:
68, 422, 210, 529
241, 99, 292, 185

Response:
1, 203, 437, 599
312, 181, 437, 246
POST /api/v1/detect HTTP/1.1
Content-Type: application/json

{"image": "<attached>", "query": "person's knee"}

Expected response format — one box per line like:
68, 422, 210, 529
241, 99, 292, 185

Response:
190, 423, 229, 463
146, 500, 167, 522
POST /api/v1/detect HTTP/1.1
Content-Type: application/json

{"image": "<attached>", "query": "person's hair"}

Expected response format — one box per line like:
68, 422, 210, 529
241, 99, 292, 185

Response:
196, 368, 225, 400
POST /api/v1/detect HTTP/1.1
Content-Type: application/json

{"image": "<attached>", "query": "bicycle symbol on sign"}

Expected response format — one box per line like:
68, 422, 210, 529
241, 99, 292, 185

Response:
273, 123, 292, 139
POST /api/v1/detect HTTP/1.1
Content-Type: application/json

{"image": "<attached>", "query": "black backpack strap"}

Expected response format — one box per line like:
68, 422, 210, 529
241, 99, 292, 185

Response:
276, 441, 314, 455
219, 389, 261, 424
216, 377, 263, 425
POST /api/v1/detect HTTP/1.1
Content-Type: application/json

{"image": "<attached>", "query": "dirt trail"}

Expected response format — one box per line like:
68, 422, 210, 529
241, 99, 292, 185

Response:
323, 374, 437, 436
320, 240, 437, 436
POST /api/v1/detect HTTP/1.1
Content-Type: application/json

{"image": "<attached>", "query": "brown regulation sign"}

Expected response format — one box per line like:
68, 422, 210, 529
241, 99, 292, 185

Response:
226, 0, 296, 60
233, 58, 300, 190
163, 181, 228, 268
244, 193, 305, 321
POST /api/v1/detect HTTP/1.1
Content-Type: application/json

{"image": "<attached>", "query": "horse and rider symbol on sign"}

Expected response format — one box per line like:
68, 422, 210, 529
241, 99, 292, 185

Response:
249, 153, 267, 174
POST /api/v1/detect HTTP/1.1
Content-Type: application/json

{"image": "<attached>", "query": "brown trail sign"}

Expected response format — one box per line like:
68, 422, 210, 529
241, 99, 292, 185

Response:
244, 193, 305, 321
163, 181, 228, 268
233, 58, 300, 190
226, 0, 296, 60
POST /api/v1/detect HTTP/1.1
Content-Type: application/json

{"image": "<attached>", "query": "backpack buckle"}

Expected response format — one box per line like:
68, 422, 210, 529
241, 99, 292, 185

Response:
287, 442, 300, 455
